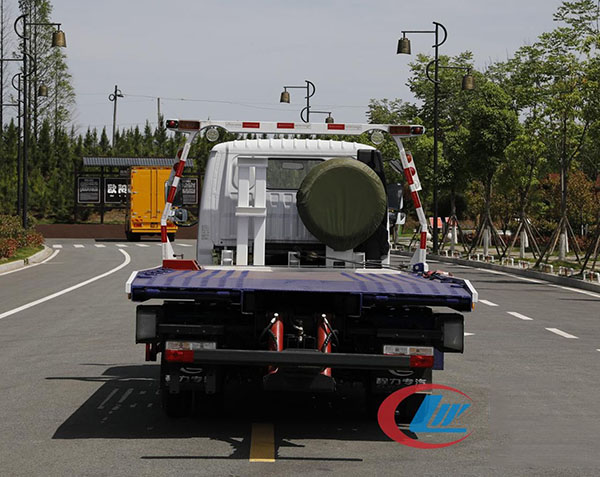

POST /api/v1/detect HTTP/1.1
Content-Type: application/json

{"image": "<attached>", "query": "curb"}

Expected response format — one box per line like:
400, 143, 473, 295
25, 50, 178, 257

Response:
0, 245, 53, 274
392, 250, 600, 294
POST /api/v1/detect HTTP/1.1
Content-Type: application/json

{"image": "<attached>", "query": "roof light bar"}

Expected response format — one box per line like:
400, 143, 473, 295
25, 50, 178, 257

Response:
165, 119, 201, 131
388, 125, 425, 137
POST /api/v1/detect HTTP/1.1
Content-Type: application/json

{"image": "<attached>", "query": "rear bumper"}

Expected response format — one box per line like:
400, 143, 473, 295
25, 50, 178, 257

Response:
178, 348, 411, 370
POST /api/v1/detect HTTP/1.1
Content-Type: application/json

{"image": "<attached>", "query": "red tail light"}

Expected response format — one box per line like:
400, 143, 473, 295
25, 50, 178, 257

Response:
410, 355, 434, 368
165, 349, 194, 363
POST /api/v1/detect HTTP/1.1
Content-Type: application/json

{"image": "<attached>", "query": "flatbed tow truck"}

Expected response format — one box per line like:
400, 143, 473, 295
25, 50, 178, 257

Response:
126, 119, 477, 417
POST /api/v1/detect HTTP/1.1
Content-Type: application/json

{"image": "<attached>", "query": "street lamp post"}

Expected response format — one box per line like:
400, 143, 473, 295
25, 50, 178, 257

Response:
1, 64, 23, 215
280, 80, 317, 123
397, 22, 447, 254
108, 85, 124, 146
11, 14, 66, 228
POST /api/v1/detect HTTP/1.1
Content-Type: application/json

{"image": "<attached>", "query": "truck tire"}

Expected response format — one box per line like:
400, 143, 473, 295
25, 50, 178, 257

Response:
366, 390, 425, 424
296, 158, 386, 251
125, 230, 141, 242
161, 388, 193, 418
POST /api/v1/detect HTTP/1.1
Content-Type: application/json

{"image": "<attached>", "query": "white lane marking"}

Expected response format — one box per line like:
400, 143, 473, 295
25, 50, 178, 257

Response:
52, 244, 62, 249
97, 389, 119, 410
73, 244, 85, 248
0, 250, 131, 320
547, 284, 600, 299
597, 349, 600, 352
177, 243, 193, 247
546, 328, 578, 339
507, 311, 534, 321
94, 244, 106, 248
135, 244, 150, 247
479, 299, 499, 307
464, 332, 475, 337
115, 244, 128, 248
475, 268, 542, 283
0, 249, 60, 277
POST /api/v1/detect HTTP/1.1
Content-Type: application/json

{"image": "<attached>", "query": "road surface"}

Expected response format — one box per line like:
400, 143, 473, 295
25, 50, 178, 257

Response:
1, 239, 598, 476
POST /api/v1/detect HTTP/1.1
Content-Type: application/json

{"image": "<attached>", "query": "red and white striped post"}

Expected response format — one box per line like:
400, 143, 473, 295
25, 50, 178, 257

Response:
161, 130, 198, 262
393, 137, 428, 271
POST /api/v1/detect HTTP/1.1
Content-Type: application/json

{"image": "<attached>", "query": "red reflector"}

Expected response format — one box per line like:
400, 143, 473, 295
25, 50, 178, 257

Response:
177, 120, 201, 130
165, 119, 178, 129
411, 126, 424, 135
410, 355, 434, 368
162, 259, 200, 270
277, 122, 294, 129
389, 125, 411, 135
406, 152, 413, 163
242, 121, 260, 128
327, 123, 345, 130
165, 349, 194, 363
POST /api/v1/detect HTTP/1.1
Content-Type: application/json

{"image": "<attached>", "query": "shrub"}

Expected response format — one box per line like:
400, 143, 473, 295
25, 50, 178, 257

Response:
0, 238, 19, 259
0, 215, 44, 254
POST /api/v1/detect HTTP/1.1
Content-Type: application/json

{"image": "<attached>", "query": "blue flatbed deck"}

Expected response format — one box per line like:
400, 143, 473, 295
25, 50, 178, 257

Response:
129, 266, 476, 312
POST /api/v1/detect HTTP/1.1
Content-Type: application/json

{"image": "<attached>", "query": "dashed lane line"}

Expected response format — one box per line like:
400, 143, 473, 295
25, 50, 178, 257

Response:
135, 244, 150, 248
115, 244, 128, 248
250, 422, 275, 462
52, 244, 62, 249
464, 332, 475, 337
507, 311, 534, 321
479, 299, 499, 307
94, 244, 106, 248
73, 244, 85, 248
0, 249, 60, 277
546, 328, 578, 339
0, 250, 131, 320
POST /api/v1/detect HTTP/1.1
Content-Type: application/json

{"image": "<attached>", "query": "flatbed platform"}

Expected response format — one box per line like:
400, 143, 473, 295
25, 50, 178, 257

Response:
128, 266, 476, 311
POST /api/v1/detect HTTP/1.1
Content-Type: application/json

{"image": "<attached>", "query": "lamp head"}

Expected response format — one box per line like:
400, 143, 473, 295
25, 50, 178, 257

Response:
52, 29, 66, 48
280, 90, 290, 103
397, 37, 411, 55
462, 73, 475, 91
325, 114, 334, 124
38, 84, 48, 97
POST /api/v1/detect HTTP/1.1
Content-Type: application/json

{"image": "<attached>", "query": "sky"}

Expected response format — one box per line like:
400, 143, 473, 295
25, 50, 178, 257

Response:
6, 0, 568, 133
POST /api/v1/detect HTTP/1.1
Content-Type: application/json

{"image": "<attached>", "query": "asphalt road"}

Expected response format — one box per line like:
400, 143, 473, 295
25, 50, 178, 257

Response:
1, 239, 599, 476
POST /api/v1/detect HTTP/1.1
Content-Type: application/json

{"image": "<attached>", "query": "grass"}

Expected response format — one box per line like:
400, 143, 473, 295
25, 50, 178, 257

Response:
0, 245, 44, 265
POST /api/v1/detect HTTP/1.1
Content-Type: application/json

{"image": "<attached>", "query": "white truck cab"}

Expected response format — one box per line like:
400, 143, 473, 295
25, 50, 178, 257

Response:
196, 138, 375, 265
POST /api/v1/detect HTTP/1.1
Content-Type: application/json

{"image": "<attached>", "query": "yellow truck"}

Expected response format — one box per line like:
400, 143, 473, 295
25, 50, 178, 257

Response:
126, 166, 177, 241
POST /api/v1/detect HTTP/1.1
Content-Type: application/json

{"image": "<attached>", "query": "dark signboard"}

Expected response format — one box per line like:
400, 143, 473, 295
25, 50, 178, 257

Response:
181, 178, 198, 205
105, 178, 130, 203
77, 177, 100, 203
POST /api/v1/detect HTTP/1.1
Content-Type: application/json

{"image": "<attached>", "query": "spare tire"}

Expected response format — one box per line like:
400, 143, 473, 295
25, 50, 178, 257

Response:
296, 157, 386, 251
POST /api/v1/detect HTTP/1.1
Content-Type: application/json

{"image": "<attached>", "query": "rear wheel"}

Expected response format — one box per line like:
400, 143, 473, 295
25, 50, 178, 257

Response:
161, 388, 193, 418
167, 233, 176, 242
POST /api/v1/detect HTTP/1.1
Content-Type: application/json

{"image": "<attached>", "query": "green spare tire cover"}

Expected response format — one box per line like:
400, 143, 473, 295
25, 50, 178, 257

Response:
296, 157, 386, 251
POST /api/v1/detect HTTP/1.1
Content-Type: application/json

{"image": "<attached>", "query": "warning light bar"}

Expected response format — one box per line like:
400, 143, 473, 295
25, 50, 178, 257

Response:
389, 125, 425, 137
165, 119, 201, 131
